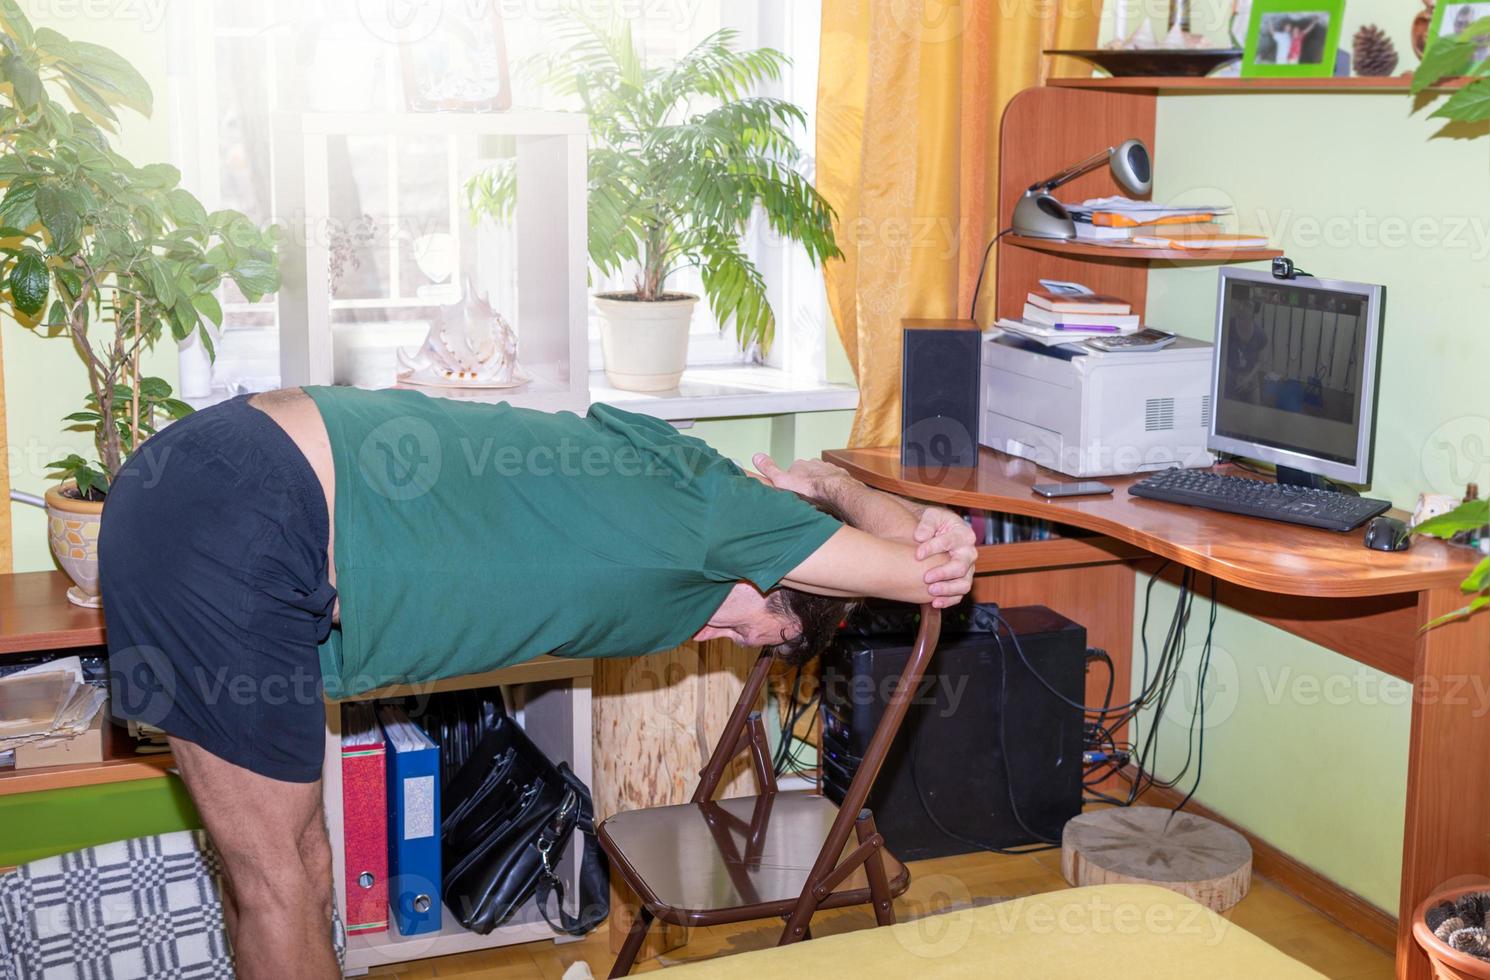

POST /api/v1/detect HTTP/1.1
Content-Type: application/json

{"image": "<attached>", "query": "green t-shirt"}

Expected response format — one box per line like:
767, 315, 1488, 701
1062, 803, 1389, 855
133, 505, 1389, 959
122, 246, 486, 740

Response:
304, 386, 842, 698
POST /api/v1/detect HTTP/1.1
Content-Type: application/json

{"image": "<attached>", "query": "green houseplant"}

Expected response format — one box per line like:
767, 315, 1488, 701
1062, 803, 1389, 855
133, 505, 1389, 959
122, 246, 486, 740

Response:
467, 18, 841, 391
1411, 10, 1490, 122
0, 2, 279, 604
1408, 18, 1490, 628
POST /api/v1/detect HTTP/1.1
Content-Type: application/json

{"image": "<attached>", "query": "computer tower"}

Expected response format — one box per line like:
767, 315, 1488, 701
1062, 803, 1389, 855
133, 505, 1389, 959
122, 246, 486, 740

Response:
820, 604, 1087, 859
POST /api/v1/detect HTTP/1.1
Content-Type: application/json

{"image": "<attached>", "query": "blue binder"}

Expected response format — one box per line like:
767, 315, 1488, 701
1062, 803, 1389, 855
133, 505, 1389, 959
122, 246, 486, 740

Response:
379, 706, 442, 937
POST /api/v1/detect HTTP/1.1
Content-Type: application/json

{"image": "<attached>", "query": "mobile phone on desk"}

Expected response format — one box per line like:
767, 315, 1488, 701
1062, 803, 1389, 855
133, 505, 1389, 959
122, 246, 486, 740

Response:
1031, 481, 1114, 498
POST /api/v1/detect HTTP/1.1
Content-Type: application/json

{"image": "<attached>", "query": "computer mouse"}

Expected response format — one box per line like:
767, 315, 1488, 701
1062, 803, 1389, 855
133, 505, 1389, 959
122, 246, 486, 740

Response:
1363, 516, 1412, 552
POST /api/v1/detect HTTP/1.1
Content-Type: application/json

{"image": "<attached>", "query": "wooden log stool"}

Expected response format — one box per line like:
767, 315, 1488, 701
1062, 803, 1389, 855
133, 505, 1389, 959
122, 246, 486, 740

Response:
1061, 806, 1252, 914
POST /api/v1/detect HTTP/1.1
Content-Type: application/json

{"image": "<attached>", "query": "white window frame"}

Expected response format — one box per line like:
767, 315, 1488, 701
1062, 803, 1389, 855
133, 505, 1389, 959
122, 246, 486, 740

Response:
171, 1, 848, 411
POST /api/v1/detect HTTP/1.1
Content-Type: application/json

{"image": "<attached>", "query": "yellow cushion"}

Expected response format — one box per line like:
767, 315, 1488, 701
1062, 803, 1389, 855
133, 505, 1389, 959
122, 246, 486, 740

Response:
661, 884, 1325, 979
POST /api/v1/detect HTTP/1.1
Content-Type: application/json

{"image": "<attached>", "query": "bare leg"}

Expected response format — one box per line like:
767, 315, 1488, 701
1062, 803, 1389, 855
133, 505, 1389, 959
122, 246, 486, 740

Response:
170, 736, 339, 980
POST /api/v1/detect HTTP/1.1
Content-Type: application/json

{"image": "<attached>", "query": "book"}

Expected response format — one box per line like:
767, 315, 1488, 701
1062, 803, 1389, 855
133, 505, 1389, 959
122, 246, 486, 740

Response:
995, 317, 1138, 346
1025, 288, 1132, 316
1071, 222, 1134, 242
1129, 232, 1270, 250
380, 705, 443, 938
1086, 328, 1178, 352
1022, 304, 1140, 329
342, 703, 389, 937
1065, 195, 1234, 226
1088, 211, 1218, 228
1074, 220, 1223, 242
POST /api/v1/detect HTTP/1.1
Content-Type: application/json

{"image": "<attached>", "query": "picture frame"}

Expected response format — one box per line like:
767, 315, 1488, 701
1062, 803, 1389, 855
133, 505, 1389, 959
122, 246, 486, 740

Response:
399, 7, 512, 113
1425, 0, 1490, 61
1241, 0, 1345, 77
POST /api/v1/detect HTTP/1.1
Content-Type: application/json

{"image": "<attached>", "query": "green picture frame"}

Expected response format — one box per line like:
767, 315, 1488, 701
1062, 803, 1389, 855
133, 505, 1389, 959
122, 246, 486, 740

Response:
1241, 0, 1345, 77
1425, 0, 1490, 59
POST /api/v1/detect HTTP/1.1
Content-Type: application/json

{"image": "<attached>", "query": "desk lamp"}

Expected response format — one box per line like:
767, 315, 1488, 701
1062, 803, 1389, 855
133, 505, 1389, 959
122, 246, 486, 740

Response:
1011, 138, 1152, 240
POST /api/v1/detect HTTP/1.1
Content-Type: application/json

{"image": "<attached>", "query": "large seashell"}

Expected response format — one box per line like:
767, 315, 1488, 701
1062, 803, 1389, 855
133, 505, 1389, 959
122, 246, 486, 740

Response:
398, 289, 525, 386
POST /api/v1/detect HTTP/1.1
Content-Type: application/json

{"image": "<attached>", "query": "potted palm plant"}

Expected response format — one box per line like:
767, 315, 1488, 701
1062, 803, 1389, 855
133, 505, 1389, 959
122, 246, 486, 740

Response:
468, 18, 841, 391
0, 4, 279, 605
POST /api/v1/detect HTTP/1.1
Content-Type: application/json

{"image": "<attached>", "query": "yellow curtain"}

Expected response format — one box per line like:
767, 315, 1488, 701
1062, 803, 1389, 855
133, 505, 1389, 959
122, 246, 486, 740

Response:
0, 322, 10, 573
816, 0, 1099, 448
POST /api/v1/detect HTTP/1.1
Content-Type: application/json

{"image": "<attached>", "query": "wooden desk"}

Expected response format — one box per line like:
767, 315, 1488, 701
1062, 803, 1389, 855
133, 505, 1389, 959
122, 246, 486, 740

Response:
823, 446, 1488, 980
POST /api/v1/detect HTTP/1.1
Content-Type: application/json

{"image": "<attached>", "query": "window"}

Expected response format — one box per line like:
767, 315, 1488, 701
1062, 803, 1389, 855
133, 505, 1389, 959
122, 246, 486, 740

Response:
171, 1, 834, 402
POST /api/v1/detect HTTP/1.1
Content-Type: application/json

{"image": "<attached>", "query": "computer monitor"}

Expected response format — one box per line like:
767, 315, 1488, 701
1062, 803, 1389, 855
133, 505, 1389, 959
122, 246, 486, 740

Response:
1209, 268, 1384, 486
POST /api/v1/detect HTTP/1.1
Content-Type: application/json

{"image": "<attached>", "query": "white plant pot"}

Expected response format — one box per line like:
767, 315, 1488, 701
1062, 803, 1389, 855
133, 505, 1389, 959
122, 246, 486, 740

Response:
595, 293, 698, 392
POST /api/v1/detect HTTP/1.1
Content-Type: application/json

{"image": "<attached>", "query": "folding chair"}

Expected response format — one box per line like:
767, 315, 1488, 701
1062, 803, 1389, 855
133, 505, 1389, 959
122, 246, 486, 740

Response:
597, 605, 942, 977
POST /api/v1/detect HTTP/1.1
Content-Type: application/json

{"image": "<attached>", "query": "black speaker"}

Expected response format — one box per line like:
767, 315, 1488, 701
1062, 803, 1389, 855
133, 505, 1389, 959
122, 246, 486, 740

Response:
901, 324, 980, 469
820, 603, 1088, 859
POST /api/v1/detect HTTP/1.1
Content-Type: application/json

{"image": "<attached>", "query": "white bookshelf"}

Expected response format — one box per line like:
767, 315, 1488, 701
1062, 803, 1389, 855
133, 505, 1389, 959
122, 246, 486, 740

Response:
274, 110, 589, 414
320, 655, 594, 975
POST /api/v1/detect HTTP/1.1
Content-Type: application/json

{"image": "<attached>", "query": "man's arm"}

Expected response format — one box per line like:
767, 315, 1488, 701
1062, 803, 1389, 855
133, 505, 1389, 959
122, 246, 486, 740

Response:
779, 526, 947, 605
753, 454, 978, 609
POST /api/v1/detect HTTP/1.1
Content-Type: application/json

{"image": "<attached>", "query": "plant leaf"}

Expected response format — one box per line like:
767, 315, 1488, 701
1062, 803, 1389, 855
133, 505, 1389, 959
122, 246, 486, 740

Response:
68, 40, 153, 115
1464, 556, 1490, 593
35, 183, 78, 251
8, 246, 48, 316
1430, 77, 1490, 121
191, 291, 222, 327
165, 187, 208, 229
1414, 499, 1490, 537
4, 51, 44, 110
0, 0, 35, 49
1413, 36, 1474, 92
1423, 594, 1490, 630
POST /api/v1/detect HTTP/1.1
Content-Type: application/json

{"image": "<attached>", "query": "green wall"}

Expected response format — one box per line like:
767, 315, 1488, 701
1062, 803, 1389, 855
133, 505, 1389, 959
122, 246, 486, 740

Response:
1104, 0, 1490, 912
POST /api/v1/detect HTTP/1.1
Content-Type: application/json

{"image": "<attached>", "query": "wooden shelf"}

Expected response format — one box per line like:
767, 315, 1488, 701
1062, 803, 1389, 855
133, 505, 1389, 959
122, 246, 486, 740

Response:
0, 571, 105, 655
0, 723, 172, 797
1005, 235, 1282, 263
975, 536, 1147, 573
1046, 75, 1473, 94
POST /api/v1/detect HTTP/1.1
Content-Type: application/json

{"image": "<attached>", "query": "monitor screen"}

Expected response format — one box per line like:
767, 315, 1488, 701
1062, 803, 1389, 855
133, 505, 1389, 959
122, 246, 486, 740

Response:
1212, 272, 1380, 479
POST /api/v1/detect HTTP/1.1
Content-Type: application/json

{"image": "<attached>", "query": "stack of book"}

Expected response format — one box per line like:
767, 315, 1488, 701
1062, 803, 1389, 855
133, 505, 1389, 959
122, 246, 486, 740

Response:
1065, 196, 1269, 250
995, 286, 1139, 346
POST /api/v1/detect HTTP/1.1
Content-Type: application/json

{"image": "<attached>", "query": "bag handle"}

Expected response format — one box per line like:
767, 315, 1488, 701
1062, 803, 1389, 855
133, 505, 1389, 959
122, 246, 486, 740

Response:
534, 766, 610, 936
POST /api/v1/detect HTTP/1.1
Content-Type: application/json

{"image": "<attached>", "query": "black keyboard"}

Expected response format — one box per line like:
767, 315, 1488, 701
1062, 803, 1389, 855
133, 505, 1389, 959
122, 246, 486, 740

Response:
1128, 468, 1391, 532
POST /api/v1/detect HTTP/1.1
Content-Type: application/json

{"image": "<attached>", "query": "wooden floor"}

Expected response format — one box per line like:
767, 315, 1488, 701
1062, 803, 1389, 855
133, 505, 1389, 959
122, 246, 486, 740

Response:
365, 847, 1393, 979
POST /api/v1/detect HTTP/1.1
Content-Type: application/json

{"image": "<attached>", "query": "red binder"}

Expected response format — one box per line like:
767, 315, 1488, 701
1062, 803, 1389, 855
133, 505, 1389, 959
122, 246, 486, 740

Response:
341, 703, 388, 936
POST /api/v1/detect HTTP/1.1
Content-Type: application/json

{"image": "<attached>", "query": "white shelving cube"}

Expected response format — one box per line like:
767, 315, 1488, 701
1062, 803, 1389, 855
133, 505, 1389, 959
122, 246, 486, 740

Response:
274, 111, 589, 414
321, 656, 594, 975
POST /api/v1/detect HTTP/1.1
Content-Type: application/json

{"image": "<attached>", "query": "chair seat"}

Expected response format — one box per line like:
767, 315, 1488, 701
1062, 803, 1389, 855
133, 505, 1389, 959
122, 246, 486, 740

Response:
599, 791, 909, 927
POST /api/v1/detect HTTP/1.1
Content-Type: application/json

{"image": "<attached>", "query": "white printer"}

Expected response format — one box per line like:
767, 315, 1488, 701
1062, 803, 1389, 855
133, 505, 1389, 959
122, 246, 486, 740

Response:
979, 332, 1216, 478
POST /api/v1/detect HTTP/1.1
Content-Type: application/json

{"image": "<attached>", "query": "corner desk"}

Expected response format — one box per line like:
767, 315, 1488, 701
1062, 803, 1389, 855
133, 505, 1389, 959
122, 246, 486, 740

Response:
822, 446, 1487, 980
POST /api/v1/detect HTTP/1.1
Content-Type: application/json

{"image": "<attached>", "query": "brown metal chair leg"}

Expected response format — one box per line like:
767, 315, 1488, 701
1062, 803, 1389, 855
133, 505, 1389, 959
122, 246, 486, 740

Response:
857, 809, 895, 927
609, 907, 655, 979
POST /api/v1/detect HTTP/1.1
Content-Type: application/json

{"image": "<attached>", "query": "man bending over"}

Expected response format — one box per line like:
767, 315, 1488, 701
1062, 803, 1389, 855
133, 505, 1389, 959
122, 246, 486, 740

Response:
99, 386, 976, 979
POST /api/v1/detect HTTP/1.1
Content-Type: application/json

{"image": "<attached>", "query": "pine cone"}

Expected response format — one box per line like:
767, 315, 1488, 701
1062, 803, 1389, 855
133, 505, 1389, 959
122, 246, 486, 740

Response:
1353, 24, 1400, 76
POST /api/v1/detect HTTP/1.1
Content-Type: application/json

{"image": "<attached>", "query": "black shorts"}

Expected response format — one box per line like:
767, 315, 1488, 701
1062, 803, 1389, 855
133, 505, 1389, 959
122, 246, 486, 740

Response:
100, 395, 337, 783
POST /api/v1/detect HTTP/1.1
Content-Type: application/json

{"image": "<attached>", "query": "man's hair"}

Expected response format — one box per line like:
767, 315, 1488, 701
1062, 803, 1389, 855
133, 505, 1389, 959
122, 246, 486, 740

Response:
763, 493, 861, 666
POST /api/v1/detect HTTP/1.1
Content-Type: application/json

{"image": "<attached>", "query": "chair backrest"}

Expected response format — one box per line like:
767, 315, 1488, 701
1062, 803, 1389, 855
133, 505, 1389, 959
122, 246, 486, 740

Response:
794, 605, 942, 893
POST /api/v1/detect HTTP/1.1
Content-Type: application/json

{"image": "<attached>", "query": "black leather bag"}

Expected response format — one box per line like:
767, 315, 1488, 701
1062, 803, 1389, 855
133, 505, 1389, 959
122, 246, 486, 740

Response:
441, 714, 608, 935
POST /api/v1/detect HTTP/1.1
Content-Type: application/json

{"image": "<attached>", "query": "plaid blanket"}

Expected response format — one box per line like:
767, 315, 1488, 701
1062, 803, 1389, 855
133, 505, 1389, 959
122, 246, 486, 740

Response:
0, 830, 344, 979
